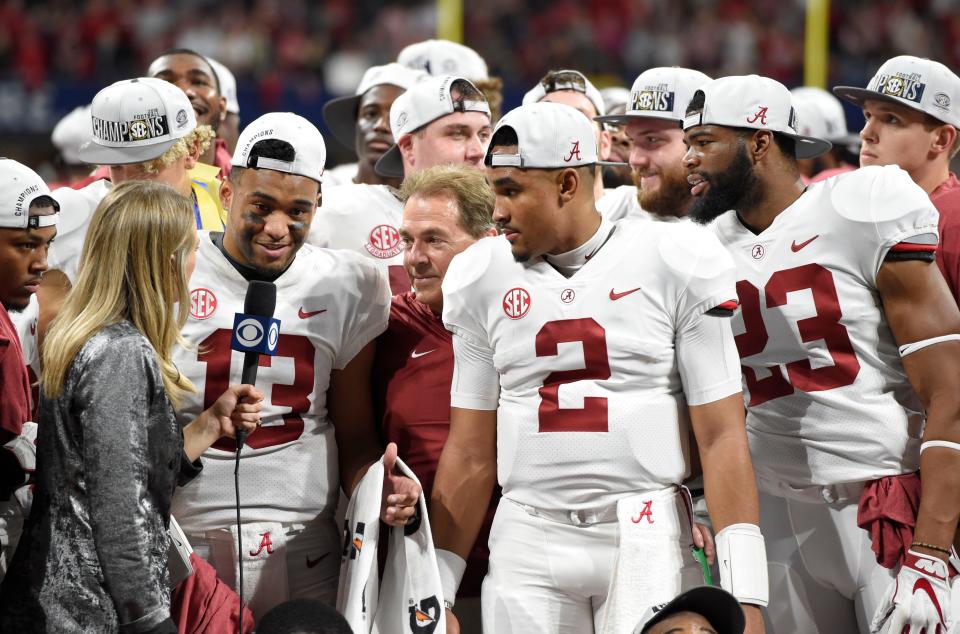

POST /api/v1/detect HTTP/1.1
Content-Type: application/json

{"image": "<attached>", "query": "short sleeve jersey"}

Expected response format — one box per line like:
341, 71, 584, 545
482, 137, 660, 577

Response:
171, 234, 391, 533
441, 219, 742, 510
710, 165, 939, 487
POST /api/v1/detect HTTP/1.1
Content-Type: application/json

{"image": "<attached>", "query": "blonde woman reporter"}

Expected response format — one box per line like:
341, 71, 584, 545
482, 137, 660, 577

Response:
0, 181, 263, 634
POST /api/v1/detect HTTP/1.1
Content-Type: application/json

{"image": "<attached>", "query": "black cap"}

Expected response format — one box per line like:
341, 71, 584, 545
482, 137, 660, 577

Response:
639, 586, 745, 634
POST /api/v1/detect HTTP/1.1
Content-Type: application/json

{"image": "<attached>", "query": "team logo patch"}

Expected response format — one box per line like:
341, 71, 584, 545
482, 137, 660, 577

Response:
408, 595, 441, 633
934, 92, 951, 110
560, 289, 575, 303
746, 106, 769, 126
396, 111, 409, 130
872, 72, 926, 104
503, 287, 531, 319
249, 531, 274, 557
631, 500, 655, 525
751, 244, 765, 260
176, 108, 189, 127
563, 140, 582, 162
631, 85, 675, 113
365, 224, 402, 259
189, 288, 218, 319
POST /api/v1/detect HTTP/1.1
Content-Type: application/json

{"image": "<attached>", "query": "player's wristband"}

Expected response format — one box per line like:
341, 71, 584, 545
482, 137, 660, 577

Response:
920, 440, 960, 455
436, 549, 467, 608
716, 523, 769, 607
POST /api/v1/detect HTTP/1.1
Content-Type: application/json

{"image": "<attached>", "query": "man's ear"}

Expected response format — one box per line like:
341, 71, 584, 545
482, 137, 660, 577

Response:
751, 130, 774, 162
218, 97, 227, 124
932, 124, 957, 158
484, 226, 499, 237
185, 135, 203, 169
220, 176, 233, 210
557, 168, 579, 204
398, 133, 415, 168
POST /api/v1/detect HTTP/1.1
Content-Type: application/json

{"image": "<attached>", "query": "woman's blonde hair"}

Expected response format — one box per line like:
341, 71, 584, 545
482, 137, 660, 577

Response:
42, 181, 197, 408
138, 124, 215, 174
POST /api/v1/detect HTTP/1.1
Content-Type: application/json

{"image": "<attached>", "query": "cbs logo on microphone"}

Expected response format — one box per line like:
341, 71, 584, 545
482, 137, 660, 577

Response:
231, 314, 282, 354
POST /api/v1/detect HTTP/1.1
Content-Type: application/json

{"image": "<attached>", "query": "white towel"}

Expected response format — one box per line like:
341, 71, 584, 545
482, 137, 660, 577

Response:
228, 520, 288, 621
337, 456, 445, 634
337, 460, 384, 633
599, 487, 700, 634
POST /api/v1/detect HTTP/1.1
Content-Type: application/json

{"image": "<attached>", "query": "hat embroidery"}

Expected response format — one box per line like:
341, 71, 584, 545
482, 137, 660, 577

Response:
934, 92, 951, 110
176, 109, 189, 127
563, 140, 582, 162
632, 85, 675, 113
874, 72, 926, 104
92, 113, 170, 143
746, 106, 769, 125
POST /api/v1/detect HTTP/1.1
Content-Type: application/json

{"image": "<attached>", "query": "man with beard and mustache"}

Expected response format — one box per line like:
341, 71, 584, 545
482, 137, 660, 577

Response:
149, 48, 231, 179
683, 75, 960, 634
309, 75, 492, 294
596, 67, 711, 223
432, 102, 767, 634
171, 113, 421, 620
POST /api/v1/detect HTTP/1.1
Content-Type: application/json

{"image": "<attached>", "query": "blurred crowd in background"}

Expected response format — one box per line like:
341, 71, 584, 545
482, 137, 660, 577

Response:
1, 0, 958, 169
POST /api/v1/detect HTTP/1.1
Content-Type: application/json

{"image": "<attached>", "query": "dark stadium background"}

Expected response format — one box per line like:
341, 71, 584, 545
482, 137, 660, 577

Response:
0, 0, 956, 174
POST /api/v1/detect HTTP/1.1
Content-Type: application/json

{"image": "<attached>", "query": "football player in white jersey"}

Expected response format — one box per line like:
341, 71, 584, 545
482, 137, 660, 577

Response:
431, 102, 768, 634
309, 75, 492, 294
595, 67, 710, 223
171, 112, 420, 620
682, 75, 960, 634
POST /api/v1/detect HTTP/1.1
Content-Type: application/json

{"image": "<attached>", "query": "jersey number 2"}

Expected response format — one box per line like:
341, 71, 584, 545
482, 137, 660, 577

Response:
735, 264, 860, 406
198, 329, 313, 450
536, 318, 611, 432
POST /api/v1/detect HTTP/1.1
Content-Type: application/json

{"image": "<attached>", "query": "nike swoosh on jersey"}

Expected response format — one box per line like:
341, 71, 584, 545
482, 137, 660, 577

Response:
305, 552, 330, 568
791, 234, 819, 252
411, 348, 437, 359
609, 287, 642, 301
298, 307, 327, 319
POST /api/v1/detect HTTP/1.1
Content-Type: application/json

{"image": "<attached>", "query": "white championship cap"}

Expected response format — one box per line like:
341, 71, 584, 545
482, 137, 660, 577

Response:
523, 69, 606, 117
207, 57, 239, 115
682, 75, 832, 159
51, 105, 93, 165
397, 39, 489, 80
596, 67, 711, 125
485, 102, 625, 169
232, 112, 327, 183
323, 63, 427, 150
0, 159, 59, 230
833, 55, 960, 129
79, 77, 197, 166
374, 75, 491, 178
790, 86, 859, 147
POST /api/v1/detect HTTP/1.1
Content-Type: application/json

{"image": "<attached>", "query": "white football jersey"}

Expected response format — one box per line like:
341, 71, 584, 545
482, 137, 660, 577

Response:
47, 180, 110, 282
171, 233, 391, 533
711, 165, 937, 488
442, 219, 743, 511
7, 296, 40, 373
323, 162, 358, 187
308, 183, 409, 293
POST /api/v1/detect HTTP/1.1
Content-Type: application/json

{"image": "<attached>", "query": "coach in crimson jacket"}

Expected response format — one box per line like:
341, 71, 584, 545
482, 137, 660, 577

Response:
371, 163, 498, 628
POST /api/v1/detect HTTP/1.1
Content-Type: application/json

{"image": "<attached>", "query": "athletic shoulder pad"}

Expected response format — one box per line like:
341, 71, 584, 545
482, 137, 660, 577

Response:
830, 164, 935, 224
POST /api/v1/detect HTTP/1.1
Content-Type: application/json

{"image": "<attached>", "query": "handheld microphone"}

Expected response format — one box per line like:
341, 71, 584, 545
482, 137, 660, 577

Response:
229, 280, 280, 622
230, 280, 280, 449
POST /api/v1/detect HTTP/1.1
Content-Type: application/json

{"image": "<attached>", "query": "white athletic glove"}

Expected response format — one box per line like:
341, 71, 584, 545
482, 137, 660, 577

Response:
870, 549, 954, 634
3, 421, 37, 485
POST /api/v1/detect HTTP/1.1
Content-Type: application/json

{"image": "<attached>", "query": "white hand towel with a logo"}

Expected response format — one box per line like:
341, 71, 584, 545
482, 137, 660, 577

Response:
337, 459, 384, 632
375, 457, 445, 634
599, 488, 702, 634
228, 520, 288, 619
